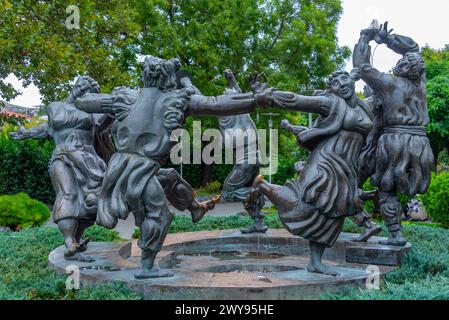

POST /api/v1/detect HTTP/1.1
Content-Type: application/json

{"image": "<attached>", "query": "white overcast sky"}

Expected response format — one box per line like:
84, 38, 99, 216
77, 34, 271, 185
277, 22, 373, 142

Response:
5, 0, 449, 107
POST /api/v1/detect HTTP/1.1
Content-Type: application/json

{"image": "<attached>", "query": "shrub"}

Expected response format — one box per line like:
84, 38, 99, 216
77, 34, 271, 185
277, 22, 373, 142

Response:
324, 224, 449, 300
0, 124, 55, 204
0, 193, 51, 231
420, 172, 449, 228
203, 181, 222, 194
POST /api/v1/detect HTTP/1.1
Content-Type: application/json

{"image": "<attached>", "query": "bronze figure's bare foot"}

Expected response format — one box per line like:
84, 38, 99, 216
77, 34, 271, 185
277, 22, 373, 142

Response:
253, 175, 266, 187
134, 267, 175, 280
242, 176, 268, 234
353, 225, 382, 242
191, 196, 221, 223
76, 237, 91, 253
379, 232, 408, 247
307, 262, 340, 277
65, 252, 95, 263
241, 221, 268, 234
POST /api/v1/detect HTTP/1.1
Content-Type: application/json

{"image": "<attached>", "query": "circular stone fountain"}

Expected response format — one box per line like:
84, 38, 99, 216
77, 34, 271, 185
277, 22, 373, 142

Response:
48, 229, 411, 300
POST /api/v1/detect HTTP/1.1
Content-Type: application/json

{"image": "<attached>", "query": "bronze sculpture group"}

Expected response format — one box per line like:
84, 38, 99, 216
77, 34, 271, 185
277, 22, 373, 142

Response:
12, 21, 434, 278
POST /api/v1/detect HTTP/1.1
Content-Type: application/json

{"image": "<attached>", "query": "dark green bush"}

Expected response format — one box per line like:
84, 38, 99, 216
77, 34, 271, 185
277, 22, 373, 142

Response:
0, 125, 55, 204
420, 172, 449, 228
0, 193, 50, 230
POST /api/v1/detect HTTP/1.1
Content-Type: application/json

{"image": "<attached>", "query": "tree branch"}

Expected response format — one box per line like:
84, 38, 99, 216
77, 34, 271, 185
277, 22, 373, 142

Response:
269, 17, 286, 51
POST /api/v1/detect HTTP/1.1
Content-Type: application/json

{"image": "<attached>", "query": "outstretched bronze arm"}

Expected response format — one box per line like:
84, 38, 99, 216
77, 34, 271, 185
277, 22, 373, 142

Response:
74, 93, 117, 114
269, 91, 332, 116
75, 88, 138, 122
9, 122, 51, 140
374, 22, 419, 55
188, 92, 257, 116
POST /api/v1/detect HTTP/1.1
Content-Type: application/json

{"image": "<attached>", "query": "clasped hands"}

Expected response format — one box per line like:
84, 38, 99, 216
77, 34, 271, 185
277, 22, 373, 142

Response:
360, 20, 394, 44
248, 73, 277, 108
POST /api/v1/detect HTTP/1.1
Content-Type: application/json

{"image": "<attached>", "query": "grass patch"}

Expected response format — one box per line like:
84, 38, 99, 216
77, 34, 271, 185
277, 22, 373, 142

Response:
0, 226, 141, 300
1, 214, 449, 300
323, 224, 449, 300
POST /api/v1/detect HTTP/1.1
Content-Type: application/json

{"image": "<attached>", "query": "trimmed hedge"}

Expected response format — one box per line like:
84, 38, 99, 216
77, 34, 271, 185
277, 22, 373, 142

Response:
0, 193, 50, 230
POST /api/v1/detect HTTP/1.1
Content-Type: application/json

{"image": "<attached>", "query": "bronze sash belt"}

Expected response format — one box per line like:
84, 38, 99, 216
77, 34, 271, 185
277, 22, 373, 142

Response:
383, 125, 427, 137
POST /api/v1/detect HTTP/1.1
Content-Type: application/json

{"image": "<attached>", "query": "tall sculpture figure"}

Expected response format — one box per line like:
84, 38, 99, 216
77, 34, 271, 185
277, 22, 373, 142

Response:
353, 21, 434, 246
81, 86, 221, 225
172, 63, 268, 233
10, 76, 109, 262
246, 69, 381, 275
74, 56, 272, 279
219, 70, 267, 234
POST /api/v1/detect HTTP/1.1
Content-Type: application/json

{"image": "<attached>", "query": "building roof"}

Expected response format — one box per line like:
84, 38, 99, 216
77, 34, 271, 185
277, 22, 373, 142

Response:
0, 101, 38, 117
0, 110, 30, 119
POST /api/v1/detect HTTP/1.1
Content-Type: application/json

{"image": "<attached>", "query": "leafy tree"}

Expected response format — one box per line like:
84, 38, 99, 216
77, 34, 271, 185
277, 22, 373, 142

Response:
422, 46, 449, 162
0, 0, 140, 103
1, 0, 349, 185
1, 0, 349, 102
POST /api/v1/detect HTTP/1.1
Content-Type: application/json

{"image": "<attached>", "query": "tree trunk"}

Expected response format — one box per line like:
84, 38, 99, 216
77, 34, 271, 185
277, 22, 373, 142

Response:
201, 164, 213, 187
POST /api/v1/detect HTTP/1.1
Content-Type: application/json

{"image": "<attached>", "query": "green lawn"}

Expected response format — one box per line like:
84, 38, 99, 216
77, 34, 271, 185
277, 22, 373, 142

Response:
1, 214, 449, 300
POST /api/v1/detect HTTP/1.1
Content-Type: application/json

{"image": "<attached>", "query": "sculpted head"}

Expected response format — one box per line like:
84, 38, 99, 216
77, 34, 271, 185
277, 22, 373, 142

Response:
393, 52, 425, 81
326, 70, 358, 100
142, 56, 177, 90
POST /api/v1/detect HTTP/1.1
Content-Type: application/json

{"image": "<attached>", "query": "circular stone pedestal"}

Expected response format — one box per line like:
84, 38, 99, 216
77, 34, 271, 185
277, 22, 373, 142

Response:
48, 230, 411, 300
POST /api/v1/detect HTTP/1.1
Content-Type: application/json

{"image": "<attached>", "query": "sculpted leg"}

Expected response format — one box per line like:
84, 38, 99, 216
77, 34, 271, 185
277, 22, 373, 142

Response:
135, 215, 174, 279
57, 218, 78, 257
246, 175, 295, 212
157, 168, 220, 223
379, 191, 407, 246
242, 194, 268, 234
75, 219, 95, 253
135, 178, 175, 279
307, 241, 340, 276
222, 166, 268, 234
51, 160, 94, 262
350, 210, 382, 242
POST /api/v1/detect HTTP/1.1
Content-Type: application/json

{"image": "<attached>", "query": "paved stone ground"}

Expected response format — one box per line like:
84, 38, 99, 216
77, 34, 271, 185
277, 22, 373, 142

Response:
46, 201, 259, 239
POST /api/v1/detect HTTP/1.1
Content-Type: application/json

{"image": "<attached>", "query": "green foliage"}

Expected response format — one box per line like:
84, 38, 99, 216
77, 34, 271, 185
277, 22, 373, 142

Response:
422, 46, 449, 158
212, 164, 234, 186
1, 217, 449, 300
0, 226, 137, 300
0, 1, 140, 103
1, 0, 348, 103
362, 178, 375, 214
202, 181, 222, 194
136, 0, 349, 96
133, 213, 285, 239
1, 1, 348, 188
324, 224, 449, 300
0, 112, 25, 128
83, 225, 122, 243
0, 193, 50, 230
133, 212, 366, 239
420, 172, 449, 228
0, 124, 55, 204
